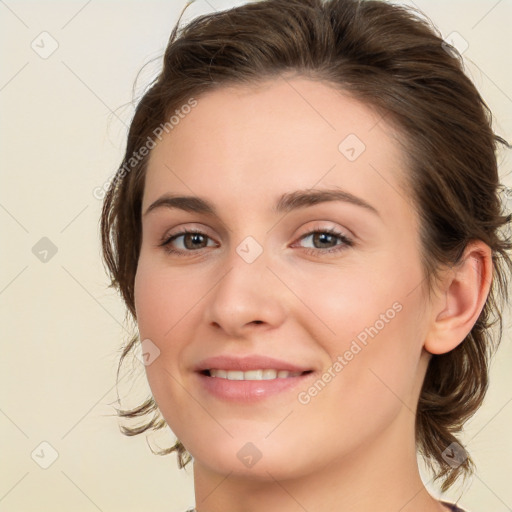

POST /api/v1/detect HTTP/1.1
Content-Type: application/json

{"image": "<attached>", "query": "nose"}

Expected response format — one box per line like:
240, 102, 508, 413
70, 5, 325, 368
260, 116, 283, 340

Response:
203, 245, 288, 338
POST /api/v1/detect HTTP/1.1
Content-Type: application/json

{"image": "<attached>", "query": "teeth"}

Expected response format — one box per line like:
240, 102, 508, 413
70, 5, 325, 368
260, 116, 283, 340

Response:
209, 369, 303, 380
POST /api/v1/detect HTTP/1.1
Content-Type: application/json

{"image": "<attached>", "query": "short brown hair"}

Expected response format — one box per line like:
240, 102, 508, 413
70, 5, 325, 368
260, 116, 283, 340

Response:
100, 0, 512, 491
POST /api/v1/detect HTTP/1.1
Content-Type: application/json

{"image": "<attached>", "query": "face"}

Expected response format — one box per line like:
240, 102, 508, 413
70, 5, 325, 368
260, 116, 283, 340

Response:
134, 76, 433, 480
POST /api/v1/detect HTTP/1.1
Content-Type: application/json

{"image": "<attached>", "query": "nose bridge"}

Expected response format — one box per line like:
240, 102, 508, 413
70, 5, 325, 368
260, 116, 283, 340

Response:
204, 232, 287, 333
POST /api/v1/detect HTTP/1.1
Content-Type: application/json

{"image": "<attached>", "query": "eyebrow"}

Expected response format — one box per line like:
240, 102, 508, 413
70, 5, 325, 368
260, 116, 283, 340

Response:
143, 188, 380, 218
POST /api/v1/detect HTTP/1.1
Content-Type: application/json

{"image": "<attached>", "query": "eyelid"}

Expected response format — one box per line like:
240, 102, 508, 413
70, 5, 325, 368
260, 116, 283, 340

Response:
159, 223, 215, 243
158, 226, 217, 248
291, 225, 354, 254
294, 221, 354, 241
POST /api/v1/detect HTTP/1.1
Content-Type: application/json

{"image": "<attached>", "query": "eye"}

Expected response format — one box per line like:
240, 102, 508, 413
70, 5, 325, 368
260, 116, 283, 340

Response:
293, 228, 353, 256
158, 226, 353, 257
159, 228, 217, 256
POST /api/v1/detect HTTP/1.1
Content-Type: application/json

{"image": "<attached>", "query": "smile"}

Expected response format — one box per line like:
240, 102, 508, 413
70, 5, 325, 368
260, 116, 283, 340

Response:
205, 369, 310, 380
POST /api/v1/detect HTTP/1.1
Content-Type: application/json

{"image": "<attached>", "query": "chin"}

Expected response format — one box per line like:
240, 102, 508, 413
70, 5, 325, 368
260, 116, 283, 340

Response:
186, 433, 318, 481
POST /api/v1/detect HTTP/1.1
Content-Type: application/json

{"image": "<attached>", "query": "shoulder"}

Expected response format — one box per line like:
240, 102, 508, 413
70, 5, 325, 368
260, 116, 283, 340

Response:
441, 501, 468, 512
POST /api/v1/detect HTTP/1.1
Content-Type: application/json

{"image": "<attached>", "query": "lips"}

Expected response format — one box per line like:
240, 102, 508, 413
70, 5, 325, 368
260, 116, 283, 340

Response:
195, 355, 313, 374
194, 355, 315, 401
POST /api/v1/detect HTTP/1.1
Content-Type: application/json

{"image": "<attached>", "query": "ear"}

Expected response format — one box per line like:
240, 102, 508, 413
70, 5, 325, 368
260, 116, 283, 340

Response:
424, 240, 493, 355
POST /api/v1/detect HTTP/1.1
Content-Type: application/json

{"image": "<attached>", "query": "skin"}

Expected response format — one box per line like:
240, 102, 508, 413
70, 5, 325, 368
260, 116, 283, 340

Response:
134, 76, 492, 512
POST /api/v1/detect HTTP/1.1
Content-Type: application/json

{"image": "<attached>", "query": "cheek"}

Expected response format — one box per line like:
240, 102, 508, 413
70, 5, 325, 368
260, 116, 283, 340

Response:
290, 255, 419, 343
292, 283, 425, 462
134, 253, 203, 341
292, 253, 426, 404
132, 256, 200, 429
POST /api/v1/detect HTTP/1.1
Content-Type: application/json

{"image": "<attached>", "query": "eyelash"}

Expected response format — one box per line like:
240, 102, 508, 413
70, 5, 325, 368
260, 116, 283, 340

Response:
158, 227, 354, 257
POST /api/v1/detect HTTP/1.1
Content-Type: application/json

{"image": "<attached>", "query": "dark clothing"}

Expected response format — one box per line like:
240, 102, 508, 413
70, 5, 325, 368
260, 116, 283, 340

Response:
186, 502, 467, 511
442, 502, 467, 512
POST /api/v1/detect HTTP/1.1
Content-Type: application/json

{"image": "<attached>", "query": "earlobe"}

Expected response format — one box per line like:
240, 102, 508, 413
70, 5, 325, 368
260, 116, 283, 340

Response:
424, 241, 493, 355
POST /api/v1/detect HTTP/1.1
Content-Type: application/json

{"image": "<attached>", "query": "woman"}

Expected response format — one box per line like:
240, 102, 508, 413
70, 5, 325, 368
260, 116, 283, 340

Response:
100, 0, 511, 510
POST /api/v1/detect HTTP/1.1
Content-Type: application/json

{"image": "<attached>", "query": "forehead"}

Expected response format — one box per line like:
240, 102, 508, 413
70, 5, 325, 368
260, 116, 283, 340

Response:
143, 76, 410, 220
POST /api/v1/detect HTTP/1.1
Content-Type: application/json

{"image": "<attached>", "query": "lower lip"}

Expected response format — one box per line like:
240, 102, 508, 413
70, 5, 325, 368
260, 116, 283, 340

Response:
196, 372, 315, 402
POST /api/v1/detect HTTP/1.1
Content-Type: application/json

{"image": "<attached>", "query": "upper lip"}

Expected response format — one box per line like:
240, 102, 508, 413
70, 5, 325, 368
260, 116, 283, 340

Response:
195, 355, 313, 373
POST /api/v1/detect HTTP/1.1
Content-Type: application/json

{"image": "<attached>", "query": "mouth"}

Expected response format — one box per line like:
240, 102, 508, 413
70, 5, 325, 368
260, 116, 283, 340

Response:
194, 355, 317, 401
200, 369, 314, 380
195, 363, 316, 401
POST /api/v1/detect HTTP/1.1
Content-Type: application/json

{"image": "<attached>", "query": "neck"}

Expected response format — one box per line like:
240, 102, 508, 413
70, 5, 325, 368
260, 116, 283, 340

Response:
192, 406, 447, 512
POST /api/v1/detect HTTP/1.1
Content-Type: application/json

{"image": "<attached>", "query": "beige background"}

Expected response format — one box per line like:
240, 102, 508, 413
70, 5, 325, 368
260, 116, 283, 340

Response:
1, 0, 511, 511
